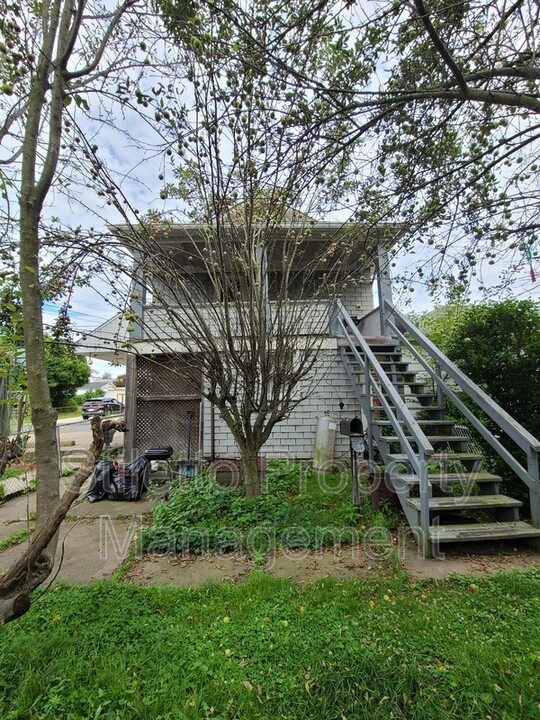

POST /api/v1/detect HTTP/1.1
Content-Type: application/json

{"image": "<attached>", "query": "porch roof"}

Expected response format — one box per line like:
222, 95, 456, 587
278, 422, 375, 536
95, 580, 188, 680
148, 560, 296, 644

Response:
109, 220, 402, 274
75, 313, 129, 363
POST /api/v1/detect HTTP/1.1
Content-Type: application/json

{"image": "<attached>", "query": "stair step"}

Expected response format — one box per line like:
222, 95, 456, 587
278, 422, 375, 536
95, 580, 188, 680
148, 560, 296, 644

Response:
375, 420, 456, 428
378, 361, 410, 369
382, 382, 426, 391
347, 366, 417, 383
394, 472, 502, 486
381, 435, 469, 445
407, 495, 522, 511
429, 521, 540, 543
388, 452, 484, 466
371, 404, 446, 410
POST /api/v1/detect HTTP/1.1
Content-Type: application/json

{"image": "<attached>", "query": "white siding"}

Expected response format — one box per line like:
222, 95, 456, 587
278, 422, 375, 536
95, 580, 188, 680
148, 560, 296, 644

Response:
202, 348, 362, 463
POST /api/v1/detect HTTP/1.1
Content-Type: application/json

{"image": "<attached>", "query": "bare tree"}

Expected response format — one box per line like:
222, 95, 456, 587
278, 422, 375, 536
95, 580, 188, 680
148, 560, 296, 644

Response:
108, 2, 385, 497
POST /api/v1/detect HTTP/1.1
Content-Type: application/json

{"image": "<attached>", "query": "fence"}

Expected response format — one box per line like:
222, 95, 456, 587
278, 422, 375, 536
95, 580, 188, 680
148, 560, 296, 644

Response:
0, 414, 124, 503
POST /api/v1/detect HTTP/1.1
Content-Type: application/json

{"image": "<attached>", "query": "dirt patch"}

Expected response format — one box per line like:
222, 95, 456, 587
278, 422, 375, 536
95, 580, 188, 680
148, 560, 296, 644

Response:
127, 553, 252, 587
400, 538, 540, 580
265, 547, 386, 583
126, 547, 388, 588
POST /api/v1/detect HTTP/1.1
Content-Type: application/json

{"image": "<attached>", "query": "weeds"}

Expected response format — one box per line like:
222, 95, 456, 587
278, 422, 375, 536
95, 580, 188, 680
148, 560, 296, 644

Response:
143, 461, 369, 556
0, 528, 31, 552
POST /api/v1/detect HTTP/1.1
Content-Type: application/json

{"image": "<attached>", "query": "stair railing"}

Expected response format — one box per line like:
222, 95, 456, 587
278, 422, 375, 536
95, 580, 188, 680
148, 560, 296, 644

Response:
384, 299, 540, 527
335, 299, 434, 548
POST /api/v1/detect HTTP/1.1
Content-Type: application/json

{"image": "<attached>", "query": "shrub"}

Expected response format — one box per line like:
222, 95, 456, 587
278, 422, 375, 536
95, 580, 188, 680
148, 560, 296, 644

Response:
75, 389, 105, 405
419, 299, 540, 506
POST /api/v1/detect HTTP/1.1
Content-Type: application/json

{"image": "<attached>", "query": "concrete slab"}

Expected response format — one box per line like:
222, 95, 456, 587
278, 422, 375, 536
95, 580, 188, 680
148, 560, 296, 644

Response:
0, 492, 36, 526
68, 497, 154, 518
400, 537, 540, 579
0, 517, 141, 583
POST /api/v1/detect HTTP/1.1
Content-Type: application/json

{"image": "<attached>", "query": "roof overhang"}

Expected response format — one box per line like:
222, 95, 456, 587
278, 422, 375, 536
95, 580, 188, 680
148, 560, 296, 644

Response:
109, 220, 403, 274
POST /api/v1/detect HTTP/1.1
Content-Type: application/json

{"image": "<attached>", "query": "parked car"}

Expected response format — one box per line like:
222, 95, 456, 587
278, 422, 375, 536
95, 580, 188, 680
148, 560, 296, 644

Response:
81, 397, 125, 420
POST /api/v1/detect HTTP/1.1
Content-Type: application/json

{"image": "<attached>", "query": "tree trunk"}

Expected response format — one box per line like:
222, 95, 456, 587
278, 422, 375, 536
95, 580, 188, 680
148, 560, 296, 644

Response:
19, 205, 61, 565
0, 418, 126, 624
241, 447, 261, 498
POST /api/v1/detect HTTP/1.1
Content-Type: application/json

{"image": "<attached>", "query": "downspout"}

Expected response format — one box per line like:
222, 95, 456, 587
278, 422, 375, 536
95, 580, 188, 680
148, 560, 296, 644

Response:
124, 252, 146, 463
131, 250, 146, 341
210, 403, 216, 461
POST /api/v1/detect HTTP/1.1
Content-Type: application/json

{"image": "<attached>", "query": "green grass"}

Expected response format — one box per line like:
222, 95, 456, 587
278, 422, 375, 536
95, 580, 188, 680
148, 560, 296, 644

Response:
56, 409, 83, 420
143, 461, 377, 556
0, 528, 31, 552
2, 466, 25, 479
1, 570, 540, 719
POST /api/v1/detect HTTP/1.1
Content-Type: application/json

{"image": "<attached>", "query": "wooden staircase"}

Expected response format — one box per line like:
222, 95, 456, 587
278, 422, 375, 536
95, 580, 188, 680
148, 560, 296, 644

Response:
335, 303, 540, 556
339, 332, 540, 555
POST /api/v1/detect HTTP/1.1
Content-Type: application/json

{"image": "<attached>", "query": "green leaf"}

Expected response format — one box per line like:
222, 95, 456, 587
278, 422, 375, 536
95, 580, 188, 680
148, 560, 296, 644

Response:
74, 94, 89, 111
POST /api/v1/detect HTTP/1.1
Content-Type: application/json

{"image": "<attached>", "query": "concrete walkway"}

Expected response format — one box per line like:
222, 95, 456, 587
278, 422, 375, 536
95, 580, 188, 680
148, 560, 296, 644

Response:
0, 491, 157, 584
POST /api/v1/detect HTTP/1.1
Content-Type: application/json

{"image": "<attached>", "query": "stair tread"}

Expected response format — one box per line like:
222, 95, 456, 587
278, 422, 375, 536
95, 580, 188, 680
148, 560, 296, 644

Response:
407, 495, 522, 511
388, 452, 483, 463
374, 420, 454, 426
405, 392, 436, 398
429, 521, 540, 542
372, 379, 424, 386
394, 472, 502, 484
382, 435, 468, 442
371, 405, 445, 412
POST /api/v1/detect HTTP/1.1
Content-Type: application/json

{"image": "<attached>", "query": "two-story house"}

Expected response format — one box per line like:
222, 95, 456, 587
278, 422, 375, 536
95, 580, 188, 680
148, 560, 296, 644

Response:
77, 207, 540, 555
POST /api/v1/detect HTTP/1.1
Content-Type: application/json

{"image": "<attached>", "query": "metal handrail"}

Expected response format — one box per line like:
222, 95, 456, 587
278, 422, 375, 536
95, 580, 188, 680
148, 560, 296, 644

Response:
390, 324, 537, 488
385, 300, 540, 454
335, 299, 433, 544
384, 300, 540, 526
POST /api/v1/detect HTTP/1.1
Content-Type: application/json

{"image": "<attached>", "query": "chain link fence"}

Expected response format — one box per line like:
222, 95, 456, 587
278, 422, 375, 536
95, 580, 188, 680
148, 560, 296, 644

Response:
0, 411, 125, 503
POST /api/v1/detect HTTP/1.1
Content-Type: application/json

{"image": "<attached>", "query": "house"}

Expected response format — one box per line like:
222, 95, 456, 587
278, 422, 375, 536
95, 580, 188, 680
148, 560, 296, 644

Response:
78, 212, 392, 465
76, 379, 125, 404
76, 379, 116, 396
77, 208, 540, 556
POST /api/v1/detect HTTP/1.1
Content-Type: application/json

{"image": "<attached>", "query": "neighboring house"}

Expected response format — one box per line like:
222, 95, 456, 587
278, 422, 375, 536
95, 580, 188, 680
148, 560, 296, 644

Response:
76, 380, 125, 404
76, 379, 116, 396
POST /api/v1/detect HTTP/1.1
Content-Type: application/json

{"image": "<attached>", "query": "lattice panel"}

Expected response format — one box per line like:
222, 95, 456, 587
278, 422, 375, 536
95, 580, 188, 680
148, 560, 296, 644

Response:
136, 355, 201, 397
136, 398, 201, 456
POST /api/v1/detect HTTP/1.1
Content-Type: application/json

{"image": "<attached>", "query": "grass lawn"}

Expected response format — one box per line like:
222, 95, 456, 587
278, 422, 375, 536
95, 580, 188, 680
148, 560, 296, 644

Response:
56, 409, 83, 421
1, 570, 539, 719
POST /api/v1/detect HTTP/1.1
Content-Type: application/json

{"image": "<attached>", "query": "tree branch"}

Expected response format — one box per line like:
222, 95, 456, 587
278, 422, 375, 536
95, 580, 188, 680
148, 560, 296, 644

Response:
413, 0, 468, 96
0, 417, 127, 619
65, 0, 138, 80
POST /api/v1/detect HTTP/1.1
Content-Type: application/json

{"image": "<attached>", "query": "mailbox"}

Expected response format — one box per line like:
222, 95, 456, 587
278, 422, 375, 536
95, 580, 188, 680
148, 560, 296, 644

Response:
339, 417, 366, 508
339, 417, 364, 437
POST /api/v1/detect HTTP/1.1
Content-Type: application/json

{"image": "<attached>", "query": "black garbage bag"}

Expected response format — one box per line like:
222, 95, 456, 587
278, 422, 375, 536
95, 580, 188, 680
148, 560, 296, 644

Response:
86, 460, 115, 503
86, 456, 151, 503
